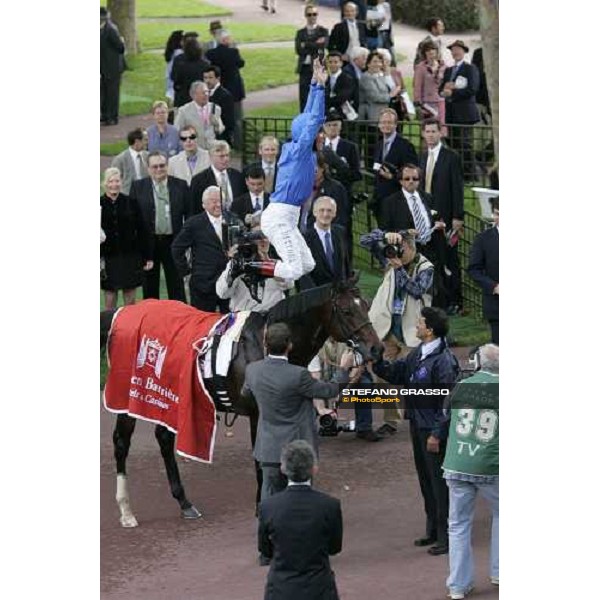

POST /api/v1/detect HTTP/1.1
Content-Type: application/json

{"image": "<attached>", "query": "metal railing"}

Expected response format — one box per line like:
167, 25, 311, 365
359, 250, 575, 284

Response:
242, 117, 495, 316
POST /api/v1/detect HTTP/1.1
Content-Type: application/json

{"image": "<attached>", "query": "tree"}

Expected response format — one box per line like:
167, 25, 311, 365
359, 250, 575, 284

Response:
107, 0, 138, 55
479, 0, 499, 170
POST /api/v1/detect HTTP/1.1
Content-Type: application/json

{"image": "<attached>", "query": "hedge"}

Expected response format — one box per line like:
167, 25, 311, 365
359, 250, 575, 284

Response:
391, 0, 480, 31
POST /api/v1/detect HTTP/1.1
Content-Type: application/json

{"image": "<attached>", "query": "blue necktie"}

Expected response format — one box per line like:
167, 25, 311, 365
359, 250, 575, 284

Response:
324, 231, 335, 271
253, 196, 261, 212
451, 64, 459, 80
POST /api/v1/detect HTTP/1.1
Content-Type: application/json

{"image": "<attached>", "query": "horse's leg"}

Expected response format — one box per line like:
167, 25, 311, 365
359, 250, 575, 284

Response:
249, 411, 263, 516
113, 414, 139, 528
154, 425, 202, 520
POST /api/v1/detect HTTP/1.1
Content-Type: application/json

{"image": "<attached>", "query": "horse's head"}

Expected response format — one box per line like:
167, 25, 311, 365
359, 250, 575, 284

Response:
327, 272, 384, 362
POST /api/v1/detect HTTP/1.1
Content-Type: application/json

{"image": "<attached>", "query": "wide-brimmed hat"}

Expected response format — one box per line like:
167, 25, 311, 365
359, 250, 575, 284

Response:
209, 20, 223, 32
447, 40, 469, 52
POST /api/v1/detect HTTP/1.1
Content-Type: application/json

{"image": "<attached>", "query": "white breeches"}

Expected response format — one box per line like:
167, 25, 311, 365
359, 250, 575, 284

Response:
260, 203, 315, 281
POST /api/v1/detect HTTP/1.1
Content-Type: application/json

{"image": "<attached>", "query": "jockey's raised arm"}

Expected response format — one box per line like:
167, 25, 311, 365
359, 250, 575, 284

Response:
239, 59, 328, 283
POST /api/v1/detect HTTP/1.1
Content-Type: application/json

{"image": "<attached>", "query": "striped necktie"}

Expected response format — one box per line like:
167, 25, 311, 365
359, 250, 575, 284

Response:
410, 194, 429, 242
324, 231, 335, 271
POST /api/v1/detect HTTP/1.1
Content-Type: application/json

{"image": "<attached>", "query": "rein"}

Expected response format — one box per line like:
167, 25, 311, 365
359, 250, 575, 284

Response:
330, 287, 373, 345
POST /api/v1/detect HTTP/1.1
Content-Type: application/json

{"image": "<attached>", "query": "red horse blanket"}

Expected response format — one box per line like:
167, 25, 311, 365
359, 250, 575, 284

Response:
103, 300, 225, 463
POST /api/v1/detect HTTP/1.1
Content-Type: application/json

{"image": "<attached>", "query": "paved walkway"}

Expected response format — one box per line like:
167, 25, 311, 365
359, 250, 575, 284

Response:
101, 0, 480, 155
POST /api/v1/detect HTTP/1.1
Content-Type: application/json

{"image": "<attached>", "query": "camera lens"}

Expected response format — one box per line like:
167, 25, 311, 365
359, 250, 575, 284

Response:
383, 244, 398, 259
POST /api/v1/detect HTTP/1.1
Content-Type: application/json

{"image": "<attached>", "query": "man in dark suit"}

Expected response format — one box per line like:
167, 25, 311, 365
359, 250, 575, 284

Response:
242, 323, 353, 505
372, 109, 419, 222
328, 2, 367, 61
130, 151, 190, 302
379, 164, 448, 307
468, 197, 499, 344
171, 186, 230, 312
258, 440, 343, 599
231, 165, 270, 224
303, 196, 351, 288
322, 110, 361, 196
100, 7, 125, 126
419, 119, 465, 313
203, 65, 235, 146
189, 140, 247, 214
342, 47, 368, 112
300, 155, 350, 242
295, 6, 329, 111
244, 135, 280, 194
340, 0, 367, 21
439, 40, 480, 180
206, 31, 246, 148
325, 52, 356, 115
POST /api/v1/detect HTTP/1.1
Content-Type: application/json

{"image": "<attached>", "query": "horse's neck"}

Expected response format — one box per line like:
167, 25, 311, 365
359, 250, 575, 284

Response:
287, 306, 329, 367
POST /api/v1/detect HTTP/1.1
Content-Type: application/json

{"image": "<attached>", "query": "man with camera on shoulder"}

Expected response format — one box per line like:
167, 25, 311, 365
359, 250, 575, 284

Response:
216, 213, 293, 313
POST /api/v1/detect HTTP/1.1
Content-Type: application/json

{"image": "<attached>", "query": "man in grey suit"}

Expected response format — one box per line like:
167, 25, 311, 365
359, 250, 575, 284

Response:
242, 323, 354, 503
174, 81, 225, 151
111, 128, 149, 195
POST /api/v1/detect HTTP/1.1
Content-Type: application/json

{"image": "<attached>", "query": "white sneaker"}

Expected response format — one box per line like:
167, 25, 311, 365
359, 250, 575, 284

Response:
447, 585, 474, 600
490, 576, 499, 585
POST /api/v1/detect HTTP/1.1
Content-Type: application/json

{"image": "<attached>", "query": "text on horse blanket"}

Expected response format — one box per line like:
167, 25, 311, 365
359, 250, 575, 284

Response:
103, 299, 226, 463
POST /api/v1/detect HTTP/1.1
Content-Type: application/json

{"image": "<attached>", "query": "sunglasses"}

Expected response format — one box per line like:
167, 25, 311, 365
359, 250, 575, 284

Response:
150, 163, 167, 169
402, 177, 420, 181
306, 12, 318, 16
180, 134, 197, 141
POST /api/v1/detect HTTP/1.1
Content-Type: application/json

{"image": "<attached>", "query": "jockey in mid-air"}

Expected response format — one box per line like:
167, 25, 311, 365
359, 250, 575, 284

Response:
242, 59, 327, 281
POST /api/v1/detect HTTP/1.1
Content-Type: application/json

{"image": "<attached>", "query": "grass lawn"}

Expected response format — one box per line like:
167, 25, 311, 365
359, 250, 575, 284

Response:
120, 48, 296, 116
246, 100, 298, 119
138, 21, 296, 50
120, 53, 166, 116
241, 48, 297, 92
100, 0, 231, 18
100, 141, 128, 156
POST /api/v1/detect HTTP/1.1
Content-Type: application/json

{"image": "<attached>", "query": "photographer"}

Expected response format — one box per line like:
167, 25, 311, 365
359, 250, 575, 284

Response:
361, 230, 434, 434
216, 213, 293, 313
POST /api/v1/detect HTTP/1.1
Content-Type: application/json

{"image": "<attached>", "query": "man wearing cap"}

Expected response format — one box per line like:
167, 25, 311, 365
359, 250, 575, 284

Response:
205, 20, 222, 51
295, 5, 329, 111
440, 40, 480, 179
100, 7, 125, 126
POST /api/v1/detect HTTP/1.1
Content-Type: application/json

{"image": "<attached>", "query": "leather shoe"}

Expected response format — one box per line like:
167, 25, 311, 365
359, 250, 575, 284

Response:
428, 544, 449, 556
414, 536, 436, 547
356, 430, 383, 442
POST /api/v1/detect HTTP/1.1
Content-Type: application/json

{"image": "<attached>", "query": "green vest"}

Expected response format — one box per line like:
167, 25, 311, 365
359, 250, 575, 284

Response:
443, 371, 499, 476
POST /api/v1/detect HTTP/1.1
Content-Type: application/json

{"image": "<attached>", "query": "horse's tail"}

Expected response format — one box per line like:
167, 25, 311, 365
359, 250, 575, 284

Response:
100, 309, 118, 349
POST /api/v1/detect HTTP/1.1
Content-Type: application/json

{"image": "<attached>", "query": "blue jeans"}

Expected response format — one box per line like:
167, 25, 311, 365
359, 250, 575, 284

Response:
446, 478, 499, 593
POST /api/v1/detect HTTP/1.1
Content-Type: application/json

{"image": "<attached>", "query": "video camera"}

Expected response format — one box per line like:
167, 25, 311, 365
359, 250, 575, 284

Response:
227, 224, 266, 260
318, 412, 356, 437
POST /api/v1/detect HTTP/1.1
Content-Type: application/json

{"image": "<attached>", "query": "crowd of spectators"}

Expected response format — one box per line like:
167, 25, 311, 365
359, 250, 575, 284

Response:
100, 4, 498, 599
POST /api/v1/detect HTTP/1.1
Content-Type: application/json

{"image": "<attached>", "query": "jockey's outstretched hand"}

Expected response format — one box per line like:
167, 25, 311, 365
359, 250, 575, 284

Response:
312, 58, 328, 86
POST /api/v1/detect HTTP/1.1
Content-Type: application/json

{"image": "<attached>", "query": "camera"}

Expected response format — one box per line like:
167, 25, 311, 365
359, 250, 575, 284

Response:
376, 241, 404, 259
318, 413, 356, 437
228, 225, 265, 260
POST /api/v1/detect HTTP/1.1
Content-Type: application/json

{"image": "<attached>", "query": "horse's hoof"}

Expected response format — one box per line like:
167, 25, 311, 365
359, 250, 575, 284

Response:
120, 514, 139, 528
182, 505, 202, 520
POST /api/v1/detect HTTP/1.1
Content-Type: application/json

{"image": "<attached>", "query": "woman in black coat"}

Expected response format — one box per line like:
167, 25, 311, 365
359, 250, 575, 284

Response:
100, 167, 152, 309
171, 37, 210, 107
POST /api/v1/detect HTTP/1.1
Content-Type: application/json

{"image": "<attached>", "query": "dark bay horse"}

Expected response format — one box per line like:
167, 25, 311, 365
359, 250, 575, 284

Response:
100, 274, 383, 527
